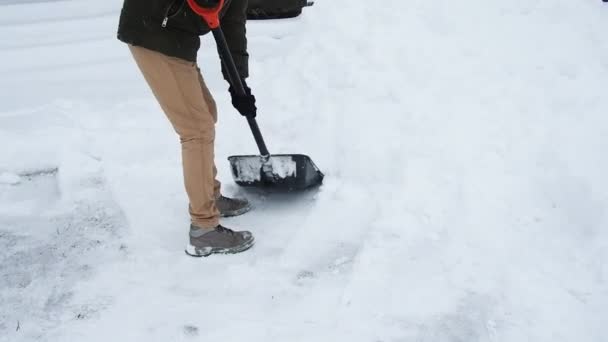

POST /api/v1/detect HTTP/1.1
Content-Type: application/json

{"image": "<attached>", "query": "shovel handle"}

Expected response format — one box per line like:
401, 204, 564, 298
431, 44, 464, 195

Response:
210, 28, 271, 158
188, 0, 271, 158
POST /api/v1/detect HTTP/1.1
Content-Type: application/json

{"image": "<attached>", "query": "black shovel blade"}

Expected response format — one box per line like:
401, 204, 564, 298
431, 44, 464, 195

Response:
228, 154, 324, 190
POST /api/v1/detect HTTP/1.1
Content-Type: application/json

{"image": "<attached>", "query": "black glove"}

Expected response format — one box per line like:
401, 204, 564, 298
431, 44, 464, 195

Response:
229, 83, 257, 118
193, 0, 220, 8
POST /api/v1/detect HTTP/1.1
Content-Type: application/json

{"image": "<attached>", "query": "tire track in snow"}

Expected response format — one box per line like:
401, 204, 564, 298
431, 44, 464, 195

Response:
0, 35, 113, 51
0, 56, 124, 76
0, 10, 118, 27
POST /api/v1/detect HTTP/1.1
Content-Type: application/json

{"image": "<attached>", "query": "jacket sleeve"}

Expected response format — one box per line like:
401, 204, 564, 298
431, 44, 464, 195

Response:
220, 0, 249, 81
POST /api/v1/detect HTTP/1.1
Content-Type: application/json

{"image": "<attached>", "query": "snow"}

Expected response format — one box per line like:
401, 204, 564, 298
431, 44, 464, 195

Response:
269, 156, 297, 178
231, 155, 297, 183
1, 0, 607, 341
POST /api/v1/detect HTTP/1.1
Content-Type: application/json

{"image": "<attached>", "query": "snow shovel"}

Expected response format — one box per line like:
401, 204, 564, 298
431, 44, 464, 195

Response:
187, 0, 324, 190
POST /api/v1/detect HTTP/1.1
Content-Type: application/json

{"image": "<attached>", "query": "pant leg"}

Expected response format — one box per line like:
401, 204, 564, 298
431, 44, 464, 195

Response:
196, 67, 222, 199
213, 165, 221, 199
129, 45, 220, 228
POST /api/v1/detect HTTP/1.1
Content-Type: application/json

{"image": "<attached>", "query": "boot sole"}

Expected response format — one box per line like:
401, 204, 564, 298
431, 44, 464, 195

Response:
219, 204, 252, 218
184, 237, 255, 257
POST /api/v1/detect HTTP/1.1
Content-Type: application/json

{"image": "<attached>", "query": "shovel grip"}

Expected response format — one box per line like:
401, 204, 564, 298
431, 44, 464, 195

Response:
186, 0, 225, 29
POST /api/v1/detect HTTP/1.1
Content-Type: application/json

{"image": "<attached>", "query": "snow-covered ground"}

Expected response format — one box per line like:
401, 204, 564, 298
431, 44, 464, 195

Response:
1, 0, 607, 341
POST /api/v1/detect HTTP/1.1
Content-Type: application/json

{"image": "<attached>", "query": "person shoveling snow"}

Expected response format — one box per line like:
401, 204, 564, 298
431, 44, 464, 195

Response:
117, 0, 323, 257
117, 0, 257, 257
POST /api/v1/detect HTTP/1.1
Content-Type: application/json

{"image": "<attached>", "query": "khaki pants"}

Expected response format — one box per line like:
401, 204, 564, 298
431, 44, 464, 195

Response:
129, 45, 220, 228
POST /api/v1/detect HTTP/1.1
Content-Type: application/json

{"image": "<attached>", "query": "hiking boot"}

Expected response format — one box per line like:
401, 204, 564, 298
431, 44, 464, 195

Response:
216, 195, 251, 217
185, 224, 255, 257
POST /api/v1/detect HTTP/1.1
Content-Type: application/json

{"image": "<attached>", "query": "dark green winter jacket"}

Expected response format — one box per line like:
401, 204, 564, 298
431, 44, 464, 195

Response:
117, 0, 249, 79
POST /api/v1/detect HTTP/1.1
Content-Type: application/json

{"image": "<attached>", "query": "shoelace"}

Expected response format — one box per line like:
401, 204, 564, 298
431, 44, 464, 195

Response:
216, 226, 236, 235
219, 196, 237, 204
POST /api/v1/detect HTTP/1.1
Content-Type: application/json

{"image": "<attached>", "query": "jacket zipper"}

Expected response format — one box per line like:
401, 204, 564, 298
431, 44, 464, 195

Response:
162, 0, 183, 28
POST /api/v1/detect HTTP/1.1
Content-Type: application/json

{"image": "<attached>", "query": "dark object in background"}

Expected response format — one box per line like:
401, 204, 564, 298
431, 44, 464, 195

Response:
247, 0, 314, 19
